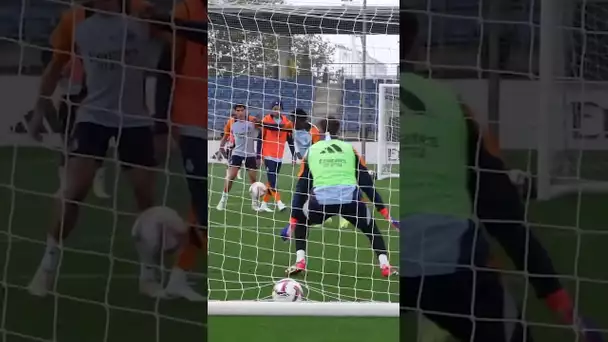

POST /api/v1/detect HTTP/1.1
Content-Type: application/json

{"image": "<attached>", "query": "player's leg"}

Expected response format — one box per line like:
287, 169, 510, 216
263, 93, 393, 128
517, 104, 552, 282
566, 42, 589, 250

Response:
216, 155, 242, 210
260, 159, 286, 212
165, 135, 206, 301
286, 197, 335, 275
56, 96, 110, 199
29, 122, 110, 297
401, 270, 532, 342
116, 126, 160, 296
340, 193, 396, 277
244, 157, 261, 210
55, 95, 74, 195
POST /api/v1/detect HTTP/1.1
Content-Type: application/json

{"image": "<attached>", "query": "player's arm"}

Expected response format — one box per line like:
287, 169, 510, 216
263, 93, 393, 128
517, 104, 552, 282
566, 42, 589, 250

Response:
219, 120, 231, 149
256, 128, 263, 160
353, 149, 398, 229
310, 125, 322, 144
465, 108, 587, 328
152, 42, 172, 135
30, 11, 74, 139
286, 131, 296, 158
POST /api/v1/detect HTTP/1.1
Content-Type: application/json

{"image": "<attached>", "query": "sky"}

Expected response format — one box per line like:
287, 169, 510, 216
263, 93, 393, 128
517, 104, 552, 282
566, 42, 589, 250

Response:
284, 0, 399, 74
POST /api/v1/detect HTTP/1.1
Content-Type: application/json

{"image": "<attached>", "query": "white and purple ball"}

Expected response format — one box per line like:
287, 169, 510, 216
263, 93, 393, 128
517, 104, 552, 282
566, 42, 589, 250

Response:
272, 278, 304, 302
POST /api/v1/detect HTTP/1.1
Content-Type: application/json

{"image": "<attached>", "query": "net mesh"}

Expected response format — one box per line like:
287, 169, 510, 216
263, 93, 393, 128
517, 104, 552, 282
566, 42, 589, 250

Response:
0, 0, 204, 341
207, 4, 399, 305
407, 0, 608, 340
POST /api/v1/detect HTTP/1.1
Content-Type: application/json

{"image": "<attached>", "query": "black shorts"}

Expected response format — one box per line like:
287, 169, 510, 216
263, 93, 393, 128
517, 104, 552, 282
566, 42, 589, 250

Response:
179, 135, 207, 230
229, 155, 258, 170
304, 190, 372, 229
401, 270, 532, 342
70, 122, 156, 168
57, 94, 84, 139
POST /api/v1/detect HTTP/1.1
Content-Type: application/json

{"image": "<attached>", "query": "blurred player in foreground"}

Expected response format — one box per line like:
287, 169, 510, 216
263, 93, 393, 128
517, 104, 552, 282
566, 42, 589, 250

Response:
401, 12, 603, 342
48, 34, 110, 199
151, 0, 207, 301
216, 104, 263, 211
28, 0, 160, 297
258, 101, 296, 212
281, 117, 399, 277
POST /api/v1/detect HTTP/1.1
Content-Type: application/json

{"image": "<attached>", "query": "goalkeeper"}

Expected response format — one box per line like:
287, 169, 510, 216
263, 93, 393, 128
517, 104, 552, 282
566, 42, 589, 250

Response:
401, 12, 603, 342
466, 102, 603, 341
281, 117, 398, 277
291, 110, 350, 228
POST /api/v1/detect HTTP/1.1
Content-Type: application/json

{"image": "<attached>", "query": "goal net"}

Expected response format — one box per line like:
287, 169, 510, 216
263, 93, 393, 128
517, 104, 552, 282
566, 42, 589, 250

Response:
0, 1, 208, 341
407, 0, 608, 340
207, 4, 399, 318
537, 0, 608, 199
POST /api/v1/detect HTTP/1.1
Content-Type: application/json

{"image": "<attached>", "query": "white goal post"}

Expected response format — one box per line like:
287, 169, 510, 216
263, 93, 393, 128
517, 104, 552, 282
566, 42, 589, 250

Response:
536, 0, 608, 199
377, 83, 400, 180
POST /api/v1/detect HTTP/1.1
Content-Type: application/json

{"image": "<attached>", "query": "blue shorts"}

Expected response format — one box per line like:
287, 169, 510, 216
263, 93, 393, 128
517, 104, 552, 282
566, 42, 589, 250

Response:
229, 155, 258, 169
263, 159, 282, 174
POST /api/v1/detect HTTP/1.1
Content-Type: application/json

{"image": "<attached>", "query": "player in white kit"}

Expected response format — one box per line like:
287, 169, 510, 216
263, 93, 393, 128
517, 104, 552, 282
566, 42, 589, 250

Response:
216, 104, 263, 211
27, 0, 163, 297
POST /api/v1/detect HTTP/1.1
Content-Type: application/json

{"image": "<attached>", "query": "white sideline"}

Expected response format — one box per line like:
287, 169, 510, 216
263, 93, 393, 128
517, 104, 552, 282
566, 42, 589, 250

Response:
208, 300, 398, 317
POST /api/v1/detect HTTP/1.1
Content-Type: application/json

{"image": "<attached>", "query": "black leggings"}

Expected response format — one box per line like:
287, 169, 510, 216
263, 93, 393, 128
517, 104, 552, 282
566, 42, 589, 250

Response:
293, 192, 387, 257
401, 270, 533, 342
179, 135, 207, 231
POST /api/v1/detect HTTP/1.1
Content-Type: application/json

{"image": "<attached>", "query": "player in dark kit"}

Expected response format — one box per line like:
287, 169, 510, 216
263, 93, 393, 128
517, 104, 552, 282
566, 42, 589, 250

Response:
401, 12, 603, 342
281, 117, 399, 277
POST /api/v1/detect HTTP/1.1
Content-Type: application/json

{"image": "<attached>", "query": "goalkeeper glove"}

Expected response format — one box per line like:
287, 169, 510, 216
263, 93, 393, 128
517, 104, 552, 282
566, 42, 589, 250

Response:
280, 218, 298, 241
379, 208, 399, 231
546, 289, 604, 342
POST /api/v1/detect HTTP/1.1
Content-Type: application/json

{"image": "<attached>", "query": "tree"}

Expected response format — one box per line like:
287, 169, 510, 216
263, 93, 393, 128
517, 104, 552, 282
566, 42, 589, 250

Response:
208, 0, 335, 78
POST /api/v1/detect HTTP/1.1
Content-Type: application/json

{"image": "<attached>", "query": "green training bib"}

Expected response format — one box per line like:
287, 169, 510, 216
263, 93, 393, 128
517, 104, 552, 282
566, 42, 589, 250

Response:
401, 72, 471, 219
307, 139, 357, 188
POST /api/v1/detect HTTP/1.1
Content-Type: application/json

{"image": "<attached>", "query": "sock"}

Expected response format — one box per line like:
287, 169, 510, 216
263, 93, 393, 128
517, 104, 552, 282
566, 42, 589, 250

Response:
263, 188, 272, 203
378, 254, 389, 267
221, 191, 228, 200
41, 235, 60, 272
296, 249, 306, 263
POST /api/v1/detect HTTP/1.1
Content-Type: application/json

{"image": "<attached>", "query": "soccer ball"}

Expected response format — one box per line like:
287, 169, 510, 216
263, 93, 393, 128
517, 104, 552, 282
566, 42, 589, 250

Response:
132, 206, 187, 255
249, 181, 267, 198
271, 278, 304, 302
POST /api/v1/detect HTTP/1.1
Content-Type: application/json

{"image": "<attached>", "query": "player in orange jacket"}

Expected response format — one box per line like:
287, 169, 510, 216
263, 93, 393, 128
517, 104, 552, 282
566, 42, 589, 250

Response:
257, 100, 296, 212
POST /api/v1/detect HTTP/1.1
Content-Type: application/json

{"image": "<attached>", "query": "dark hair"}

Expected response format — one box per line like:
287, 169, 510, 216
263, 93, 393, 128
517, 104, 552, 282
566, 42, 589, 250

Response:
233, 104, 246, 110
319, 116, 340, 137
402, 11, 419, 58
292, 108, 308, 122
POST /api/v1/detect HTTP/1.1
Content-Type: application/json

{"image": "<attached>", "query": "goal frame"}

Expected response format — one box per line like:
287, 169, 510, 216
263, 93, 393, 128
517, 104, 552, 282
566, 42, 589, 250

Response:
208, 4, 399, 317
376, 83, 399, 180
537, 0, 608, 199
